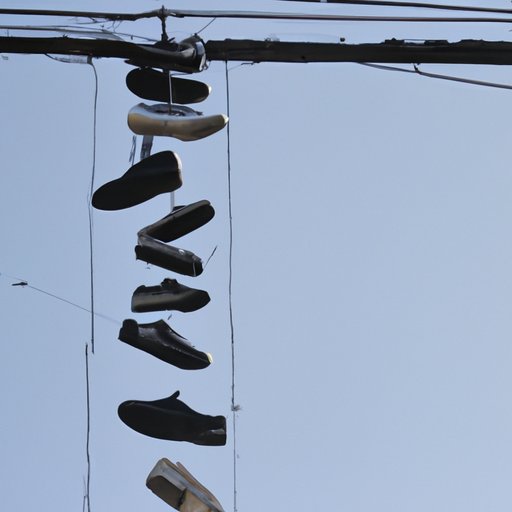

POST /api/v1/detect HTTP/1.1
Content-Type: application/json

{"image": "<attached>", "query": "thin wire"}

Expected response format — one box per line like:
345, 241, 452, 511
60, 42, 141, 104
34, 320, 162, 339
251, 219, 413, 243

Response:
359, 62, 512, 90
195, 17, 217, 35
225, 61, 238, 512
87, 57, 98, 353
0, 273, 120, 324
277, 0, 512, 15
84, 343, 92, 512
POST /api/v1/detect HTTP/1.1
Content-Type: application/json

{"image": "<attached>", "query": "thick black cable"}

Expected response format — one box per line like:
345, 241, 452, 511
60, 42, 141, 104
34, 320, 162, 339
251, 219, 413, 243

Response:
87, 58, 98, 353
360, 61, 512, 90
278, 0, 512, 15
225, 61, 238, 512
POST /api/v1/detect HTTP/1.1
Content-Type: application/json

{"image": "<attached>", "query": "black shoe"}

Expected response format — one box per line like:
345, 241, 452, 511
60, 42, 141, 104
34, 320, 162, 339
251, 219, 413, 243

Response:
131, 278, 210, 313
118, 391, 226, 445
118, 319, 211, 370
92, 151, 182, 211
139, 200, 215, 243
126, 36, 206, 74
126, 68, 211, 104
135, 235, 203, 277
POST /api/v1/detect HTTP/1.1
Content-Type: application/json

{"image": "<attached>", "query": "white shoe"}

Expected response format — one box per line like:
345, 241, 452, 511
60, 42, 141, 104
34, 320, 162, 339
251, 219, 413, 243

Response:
146, 458, 224, 512
128, 103, 228, 141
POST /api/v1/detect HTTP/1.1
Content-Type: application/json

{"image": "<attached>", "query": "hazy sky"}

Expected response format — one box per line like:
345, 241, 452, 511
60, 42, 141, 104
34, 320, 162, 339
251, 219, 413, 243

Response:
1, 1, 512, 511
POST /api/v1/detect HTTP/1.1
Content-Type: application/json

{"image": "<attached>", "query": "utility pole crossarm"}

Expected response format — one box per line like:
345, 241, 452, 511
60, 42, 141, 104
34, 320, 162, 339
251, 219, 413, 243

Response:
1, 36, 512, 66
205, 39, 512, 65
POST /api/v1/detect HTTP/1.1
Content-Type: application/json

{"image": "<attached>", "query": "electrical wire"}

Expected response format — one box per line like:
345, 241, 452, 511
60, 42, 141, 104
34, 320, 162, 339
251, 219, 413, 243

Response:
87, 57, 98, 353
83, 343, 92, 512
359, 62, 512, 90
195, 17, 217, 35
0, 273, 119, 325
225, 61, 238, 512
0, 7, 511, 24
277, 0, 512, 15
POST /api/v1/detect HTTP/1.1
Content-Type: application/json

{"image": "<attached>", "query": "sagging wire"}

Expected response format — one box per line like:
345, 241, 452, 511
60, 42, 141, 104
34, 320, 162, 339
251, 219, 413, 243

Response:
0, 273, 119, 325
83, 343, 92, 512
277, 0, 512, 15
87, 57, 98, 354
225, 61, 239, 512
1, 23, 159, 42
359, 62, 512, 90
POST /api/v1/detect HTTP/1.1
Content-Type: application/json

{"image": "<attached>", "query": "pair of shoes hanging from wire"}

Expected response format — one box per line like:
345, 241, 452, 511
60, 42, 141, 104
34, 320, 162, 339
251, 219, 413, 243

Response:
136, 199, 215, 277
127, 65, 228, 142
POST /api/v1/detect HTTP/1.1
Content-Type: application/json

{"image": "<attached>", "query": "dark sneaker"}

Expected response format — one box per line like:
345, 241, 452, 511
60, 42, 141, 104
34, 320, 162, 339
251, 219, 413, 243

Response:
135, 235, 203, 277
146, 458, 225, 512
118, 391, 226, 445
131, 278, 210, 313
118, 319, 211, 370
126, 35, 206, 74
138, 200, 215, 243
92, 151, 182, 211
126, 68, 211, 104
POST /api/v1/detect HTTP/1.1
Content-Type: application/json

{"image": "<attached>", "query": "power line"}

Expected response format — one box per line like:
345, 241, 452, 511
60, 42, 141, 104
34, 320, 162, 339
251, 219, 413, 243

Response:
225, 61, 239, 512
278, 0, 512, 15
0, 7, 511, 23
360, 61, 512, 90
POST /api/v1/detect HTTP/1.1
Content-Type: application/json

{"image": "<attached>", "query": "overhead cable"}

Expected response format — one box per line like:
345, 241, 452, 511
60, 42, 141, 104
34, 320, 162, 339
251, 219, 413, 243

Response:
360, 61, 512, 90
0, 7, 511, 24
225, 61, 239, 512
277, 0, 512, 15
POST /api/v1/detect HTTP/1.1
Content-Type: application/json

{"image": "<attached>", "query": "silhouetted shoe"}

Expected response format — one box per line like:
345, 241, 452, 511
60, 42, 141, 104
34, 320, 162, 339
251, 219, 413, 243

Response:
135, 235, 203, 277
128, 103, 228, 142
119, 319, 211, 370
126, 35, 206, 74
146, 458, 225, 512
92, 151, 182, 211
131, 278, 210, 313
139, 200, 215, 243
118, 391, 226, 445
126, 68, 211, 104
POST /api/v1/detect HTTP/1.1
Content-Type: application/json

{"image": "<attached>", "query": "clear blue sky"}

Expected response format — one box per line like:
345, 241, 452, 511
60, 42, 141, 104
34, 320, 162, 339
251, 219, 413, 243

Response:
1, 1, 512, 511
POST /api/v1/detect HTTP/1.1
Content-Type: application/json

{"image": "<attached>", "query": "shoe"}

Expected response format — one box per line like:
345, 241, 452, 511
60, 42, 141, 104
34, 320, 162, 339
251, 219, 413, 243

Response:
128, 103, 228, 142
118, 391, 226, 445
126, 68, 211, 104
126, 35, 206, 74
139, 200, 215, 243
131, 278, 210, 313
92, 151, 182, 211
146, 458, 225, 512
135, 235, 203, 277
119, 319, 211, 370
